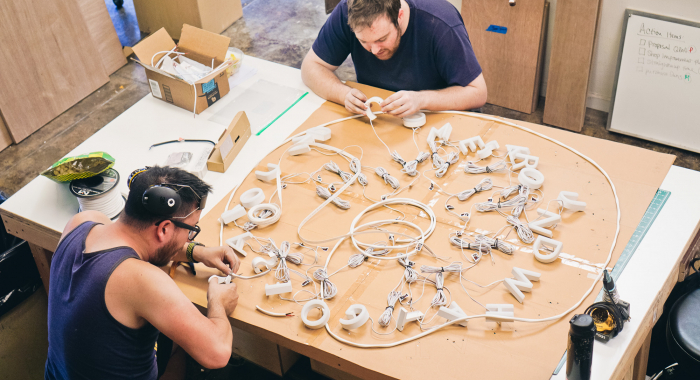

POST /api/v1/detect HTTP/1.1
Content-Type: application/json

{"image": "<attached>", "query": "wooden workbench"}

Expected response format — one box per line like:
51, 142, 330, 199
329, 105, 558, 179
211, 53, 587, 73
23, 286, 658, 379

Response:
2, 56, 698, 379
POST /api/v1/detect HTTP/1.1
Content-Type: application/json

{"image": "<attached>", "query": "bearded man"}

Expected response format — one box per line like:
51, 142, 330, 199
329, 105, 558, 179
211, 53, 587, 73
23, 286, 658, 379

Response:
302, 0, 487, 118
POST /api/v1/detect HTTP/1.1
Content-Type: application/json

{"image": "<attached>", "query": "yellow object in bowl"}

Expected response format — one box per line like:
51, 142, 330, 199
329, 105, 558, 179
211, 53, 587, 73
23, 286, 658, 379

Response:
225, 47, 244, 77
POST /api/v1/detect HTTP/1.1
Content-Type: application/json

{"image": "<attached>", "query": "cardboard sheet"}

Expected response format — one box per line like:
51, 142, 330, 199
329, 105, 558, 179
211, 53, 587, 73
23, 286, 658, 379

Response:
178, 83, 675, 379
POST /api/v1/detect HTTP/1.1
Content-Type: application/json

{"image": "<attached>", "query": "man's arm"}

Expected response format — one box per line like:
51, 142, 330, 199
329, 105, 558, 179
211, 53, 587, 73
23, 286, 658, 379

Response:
172, 243, 241, 276
381, 73, 487, 118
420, 73, 487, 111
112, 260, 237, 369
301, 49, 368, 115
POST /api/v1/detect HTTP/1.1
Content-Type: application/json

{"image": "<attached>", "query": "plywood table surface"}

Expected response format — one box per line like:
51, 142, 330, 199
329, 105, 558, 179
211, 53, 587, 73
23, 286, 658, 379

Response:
176, 81, 675, 379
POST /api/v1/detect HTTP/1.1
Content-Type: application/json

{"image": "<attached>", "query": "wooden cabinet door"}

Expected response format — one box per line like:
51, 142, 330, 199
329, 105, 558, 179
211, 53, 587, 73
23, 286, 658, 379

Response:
462, 0, 547, 114
0, 0, 109, 143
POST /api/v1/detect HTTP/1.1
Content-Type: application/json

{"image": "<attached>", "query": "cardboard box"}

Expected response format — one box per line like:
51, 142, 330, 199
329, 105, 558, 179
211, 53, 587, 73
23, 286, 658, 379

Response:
207, 111, 251, 173
132, 25, 232, 114
132, 0, 243, 40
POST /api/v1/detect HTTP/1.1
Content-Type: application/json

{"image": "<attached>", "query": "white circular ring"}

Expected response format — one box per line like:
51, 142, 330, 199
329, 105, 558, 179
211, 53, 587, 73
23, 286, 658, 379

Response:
339, 304, 370, 330
518, 168, 545, 189
301, 300, 331, 329
240, 188, 265, 209
350, 198, 436, 248
403, 112, 426, 128
247, 203, 282, 228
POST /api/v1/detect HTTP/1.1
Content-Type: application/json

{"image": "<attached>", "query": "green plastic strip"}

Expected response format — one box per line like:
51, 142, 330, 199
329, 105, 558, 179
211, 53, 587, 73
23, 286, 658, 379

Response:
256, 92, 309, 136
553, 189, 671, 375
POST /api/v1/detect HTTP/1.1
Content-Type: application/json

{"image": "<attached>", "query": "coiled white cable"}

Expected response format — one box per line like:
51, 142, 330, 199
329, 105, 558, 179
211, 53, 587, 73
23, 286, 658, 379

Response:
379, 290, 401, 327
316, 186, 351, 210
475, 234, 514, 255
374, 167, 400, 189
507, 215, 535, 244
475, 187, 528, 214
448, 236, 491, 254
274, 241, 293, 283
456, 178, 493, 201
76, 189, 125, 219
348, 243, 388, 268
349, 158, 368, 186
399, 257, 419, 284
464, 160, 507, 174
501, 184, 522, 199
421, 263, 462, 307
312, 268, 338, 299
324, 161, 354, 183
391, 151, 430, 176
433, 151, 459, 178
510, 185, 530, 218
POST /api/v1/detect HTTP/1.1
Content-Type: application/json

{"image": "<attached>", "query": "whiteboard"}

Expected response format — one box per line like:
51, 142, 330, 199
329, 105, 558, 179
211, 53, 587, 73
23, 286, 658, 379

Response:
607, 10, 700, 153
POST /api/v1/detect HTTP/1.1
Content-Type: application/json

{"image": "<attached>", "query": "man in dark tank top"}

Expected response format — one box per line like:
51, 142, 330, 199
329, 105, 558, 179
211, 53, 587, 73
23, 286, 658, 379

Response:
45, 166, 240, 380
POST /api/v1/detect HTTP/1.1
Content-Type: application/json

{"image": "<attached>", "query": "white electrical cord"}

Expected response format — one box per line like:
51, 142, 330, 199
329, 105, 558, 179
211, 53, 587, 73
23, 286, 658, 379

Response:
316, 186, 351, 210
391, 151, 430, 176
475, 234, 515, 255
420, 263, 463, 307
379, 290, 402, 327
399, 258, 419, 284
256, 305, 293, 317
455, 178, 493, 201
432, 151, 460, 178
464, 160, 507, 174
76, 188, 125, 219
324, 161, 354, 183
374, 167, 400, 189
507, 215, 535, 244
349, 158, 369, 186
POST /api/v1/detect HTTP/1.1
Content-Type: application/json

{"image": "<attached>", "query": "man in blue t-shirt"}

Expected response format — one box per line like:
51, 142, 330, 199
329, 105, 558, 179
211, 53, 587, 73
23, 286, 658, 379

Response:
301, 0, 486, 118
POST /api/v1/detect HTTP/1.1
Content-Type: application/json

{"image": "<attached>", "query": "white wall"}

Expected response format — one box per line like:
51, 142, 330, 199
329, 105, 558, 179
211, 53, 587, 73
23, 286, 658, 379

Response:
583, 0, 700, 112
452, 0, 700, 113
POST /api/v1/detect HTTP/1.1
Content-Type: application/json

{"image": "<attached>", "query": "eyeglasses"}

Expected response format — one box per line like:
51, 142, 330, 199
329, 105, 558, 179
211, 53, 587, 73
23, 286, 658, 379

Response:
155, 219, 201, 241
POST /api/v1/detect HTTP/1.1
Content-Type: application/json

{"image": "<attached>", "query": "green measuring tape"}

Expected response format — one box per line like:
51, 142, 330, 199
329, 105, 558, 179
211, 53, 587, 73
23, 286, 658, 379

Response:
553, 189, 671, 375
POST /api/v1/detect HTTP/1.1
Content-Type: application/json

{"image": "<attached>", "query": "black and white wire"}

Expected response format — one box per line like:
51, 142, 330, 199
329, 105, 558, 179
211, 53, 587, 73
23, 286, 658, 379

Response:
349, 158, 368, 186
379, 290, 402, 327
475, 234, 514, 254
391, 151, 430, 177
464, 160, 507, 174
324, 161, 354, 183
316, 186, 351, 210
506, 215, 535, 244
375, 167, 400, 189
312, 268, 338, 299
455, 178, 493, 201
420, 263, 463, 307
432, 151, 460, 178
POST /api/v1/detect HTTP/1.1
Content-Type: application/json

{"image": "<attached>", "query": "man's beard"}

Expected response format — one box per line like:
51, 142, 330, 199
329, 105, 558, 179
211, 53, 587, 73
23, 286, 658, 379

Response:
151, 237, 181, 267
376, 29, 402, 60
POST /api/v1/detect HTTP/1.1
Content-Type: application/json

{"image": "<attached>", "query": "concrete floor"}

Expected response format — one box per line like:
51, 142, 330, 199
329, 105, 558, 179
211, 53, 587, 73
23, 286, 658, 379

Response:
0, 0, 697, 378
